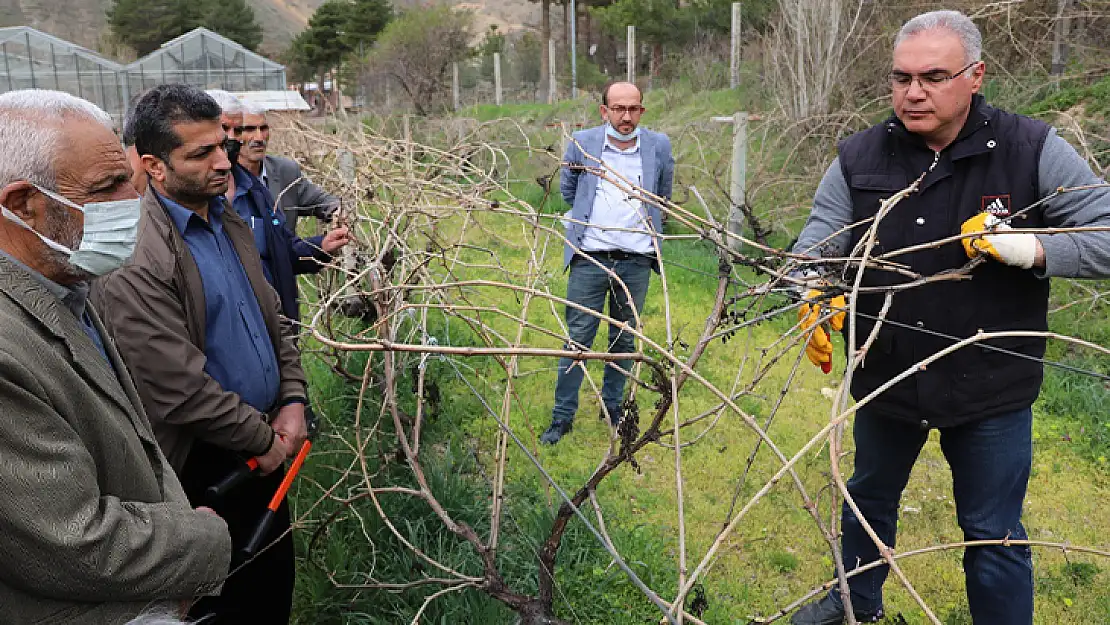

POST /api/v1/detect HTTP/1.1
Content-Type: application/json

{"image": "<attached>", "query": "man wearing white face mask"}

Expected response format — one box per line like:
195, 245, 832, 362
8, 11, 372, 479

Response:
0, 89, 231, 624
541, 80, 674, 445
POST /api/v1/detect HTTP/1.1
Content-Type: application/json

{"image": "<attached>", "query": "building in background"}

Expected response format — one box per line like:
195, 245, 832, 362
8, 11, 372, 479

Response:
0, 26, 288, 120
0, 26, 128, 119
126, 29, 286, 100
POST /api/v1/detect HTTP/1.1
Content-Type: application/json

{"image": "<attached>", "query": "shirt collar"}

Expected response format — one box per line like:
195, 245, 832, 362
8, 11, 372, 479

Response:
0, 249, 89, 320
260, 162, 268, 186
233, 165, 254, 200
156, 188, 225, 234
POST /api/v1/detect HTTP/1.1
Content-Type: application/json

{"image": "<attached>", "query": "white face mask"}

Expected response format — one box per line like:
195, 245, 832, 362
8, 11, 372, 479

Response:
606, 122, 641, 142
1, 183, 141, 277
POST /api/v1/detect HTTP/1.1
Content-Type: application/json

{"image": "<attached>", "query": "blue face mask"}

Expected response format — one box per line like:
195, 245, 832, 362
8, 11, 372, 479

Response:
1, 183, 140, 276
605, 122, 641, 142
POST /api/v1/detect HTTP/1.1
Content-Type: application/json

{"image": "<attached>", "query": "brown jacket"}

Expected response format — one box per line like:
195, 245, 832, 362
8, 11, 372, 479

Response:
0, 255, 230, 624
93, 190, 307, 472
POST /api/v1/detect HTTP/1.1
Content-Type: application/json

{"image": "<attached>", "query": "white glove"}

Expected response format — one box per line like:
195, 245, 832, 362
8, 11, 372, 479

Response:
960, 213, 1037, 269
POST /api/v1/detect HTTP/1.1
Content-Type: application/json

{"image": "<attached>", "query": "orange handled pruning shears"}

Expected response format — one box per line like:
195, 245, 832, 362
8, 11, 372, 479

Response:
240, 407, 320, 559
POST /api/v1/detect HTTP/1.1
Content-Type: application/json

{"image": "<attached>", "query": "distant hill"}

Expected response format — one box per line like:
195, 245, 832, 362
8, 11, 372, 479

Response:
0, 0, 538, 59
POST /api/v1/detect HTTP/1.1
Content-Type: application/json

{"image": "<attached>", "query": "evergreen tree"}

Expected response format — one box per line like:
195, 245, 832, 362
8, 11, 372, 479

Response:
341, 0, 393, 55
108, 0, 264, 56
286, 0, 393, 83
204, 0, 263, 51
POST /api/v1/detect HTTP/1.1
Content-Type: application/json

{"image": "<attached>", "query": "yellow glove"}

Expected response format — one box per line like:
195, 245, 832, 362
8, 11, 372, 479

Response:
798, 289, 845, 373
960, 212, 1037, 269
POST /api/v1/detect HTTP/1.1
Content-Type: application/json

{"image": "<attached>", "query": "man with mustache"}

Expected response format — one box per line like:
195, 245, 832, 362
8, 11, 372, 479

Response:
237, 102, 341, 230
217, 97, 349, 321
789, 10, 1110, 624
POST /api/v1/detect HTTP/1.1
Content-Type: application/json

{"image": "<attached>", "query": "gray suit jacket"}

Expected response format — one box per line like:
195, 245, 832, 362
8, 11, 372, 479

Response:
560, 124, 675, 268
0, 256, 230, 624
263, 154, 340, 229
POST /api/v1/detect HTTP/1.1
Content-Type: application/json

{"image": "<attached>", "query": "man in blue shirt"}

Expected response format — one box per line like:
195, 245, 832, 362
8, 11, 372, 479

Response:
95, 84, 307, 625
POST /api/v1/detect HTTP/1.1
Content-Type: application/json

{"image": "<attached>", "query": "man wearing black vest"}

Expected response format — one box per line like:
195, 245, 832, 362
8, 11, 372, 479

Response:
790, 10, 1110, 625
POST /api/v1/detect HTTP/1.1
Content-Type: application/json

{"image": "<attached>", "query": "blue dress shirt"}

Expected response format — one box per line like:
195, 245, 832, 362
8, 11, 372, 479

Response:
160, 191, 281, 413
231, 166, 276, 285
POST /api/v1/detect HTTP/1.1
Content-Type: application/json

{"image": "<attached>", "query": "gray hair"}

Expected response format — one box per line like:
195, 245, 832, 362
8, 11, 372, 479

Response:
895, 10, 983, 63
205, 89, 243, 115
241, 100, 268, 116
0, 89, 114, 191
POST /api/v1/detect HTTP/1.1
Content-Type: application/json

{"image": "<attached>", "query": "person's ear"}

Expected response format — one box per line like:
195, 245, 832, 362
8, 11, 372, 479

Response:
141, 154, 168, 184
599, 104, 608, 121
970, 61, 986, 94
0, 181, 40, 226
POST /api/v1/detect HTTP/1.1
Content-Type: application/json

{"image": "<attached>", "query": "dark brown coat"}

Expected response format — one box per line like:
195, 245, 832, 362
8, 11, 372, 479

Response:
93, 190, 307, 472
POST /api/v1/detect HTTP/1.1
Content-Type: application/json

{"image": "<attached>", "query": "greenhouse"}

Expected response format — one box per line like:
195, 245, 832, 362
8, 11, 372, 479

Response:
0, 26, 288, 119
0, 26, 128, 119
126, 28, 287, 99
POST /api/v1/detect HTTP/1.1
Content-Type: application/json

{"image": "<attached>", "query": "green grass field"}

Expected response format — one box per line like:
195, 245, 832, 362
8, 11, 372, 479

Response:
289, 85, 1110, 624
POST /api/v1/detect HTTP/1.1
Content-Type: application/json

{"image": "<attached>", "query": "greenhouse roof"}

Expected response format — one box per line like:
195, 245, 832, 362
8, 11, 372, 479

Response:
0, 26, 124, 70
146, 28, 284, 71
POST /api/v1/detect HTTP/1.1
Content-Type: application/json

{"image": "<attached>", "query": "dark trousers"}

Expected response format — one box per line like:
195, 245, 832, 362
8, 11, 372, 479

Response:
551, 254, 653, 424
830, 407, 1034, 623
181, 440, 295, 625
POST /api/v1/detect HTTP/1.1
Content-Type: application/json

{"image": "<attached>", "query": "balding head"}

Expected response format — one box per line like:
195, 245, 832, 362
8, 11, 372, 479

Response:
602, 81, 642, 107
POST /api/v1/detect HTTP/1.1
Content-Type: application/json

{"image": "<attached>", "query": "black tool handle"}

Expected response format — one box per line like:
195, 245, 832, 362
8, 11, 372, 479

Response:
241, 509, 277, 559
205, 458, 260, 502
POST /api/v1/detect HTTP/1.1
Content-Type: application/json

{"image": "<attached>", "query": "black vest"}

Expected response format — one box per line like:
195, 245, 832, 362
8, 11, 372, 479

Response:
840, 96, 1051, 427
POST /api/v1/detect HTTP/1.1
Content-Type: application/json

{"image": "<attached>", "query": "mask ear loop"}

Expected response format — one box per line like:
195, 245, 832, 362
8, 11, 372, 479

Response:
0, 204, 78, 256
30, 183, 86, 214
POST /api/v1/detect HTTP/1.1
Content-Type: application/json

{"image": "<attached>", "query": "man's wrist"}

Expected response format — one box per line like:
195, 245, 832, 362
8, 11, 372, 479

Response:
1032, 238, 1046, 269
255, 426, 278, 456
279, 396, 307, 408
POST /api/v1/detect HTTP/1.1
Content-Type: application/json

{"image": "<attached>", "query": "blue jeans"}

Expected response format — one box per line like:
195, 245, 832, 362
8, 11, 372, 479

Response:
831, 407, 1034, 623
551, 254, 652, 425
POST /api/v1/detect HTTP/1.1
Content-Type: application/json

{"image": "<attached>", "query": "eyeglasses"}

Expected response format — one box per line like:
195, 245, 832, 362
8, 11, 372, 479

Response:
605, 105, 645, 116
889, 61, 979, 91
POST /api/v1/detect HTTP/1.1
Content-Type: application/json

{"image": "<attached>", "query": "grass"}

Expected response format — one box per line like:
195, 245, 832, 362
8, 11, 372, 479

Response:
290, 84, 1110, 623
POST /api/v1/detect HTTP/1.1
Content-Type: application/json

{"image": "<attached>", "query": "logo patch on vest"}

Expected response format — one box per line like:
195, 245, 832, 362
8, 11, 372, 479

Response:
981, 194, 1011, 217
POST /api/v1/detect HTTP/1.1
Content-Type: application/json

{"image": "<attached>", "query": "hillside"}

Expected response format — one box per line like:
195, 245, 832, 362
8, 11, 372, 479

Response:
0, 0, 537, 59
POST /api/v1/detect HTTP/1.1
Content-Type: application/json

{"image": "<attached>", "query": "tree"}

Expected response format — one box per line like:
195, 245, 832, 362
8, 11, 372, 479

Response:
108, 0, 263, 56
108, 0, 196, 56
367, 6, 474, 116
595, 0, 694, 78
515, 31, 543, 89
477, 25, 507, 82
529, 0, 552, 101
286, 0, 393, 112
341, 0, 393, 55
204, 0, 263, 51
